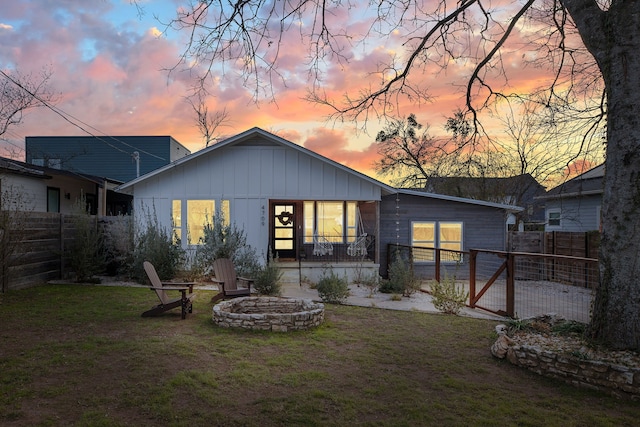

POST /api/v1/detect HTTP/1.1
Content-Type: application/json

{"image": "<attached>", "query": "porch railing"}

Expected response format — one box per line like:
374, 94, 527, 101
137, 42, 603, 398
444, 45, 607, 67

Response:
299, 234, 376, 263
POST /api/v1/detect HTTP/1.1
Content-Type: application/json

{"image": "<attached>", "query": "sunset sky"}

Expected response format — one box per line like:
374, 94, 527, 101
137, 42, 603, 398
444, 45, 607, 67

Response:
0, 1, 599, 183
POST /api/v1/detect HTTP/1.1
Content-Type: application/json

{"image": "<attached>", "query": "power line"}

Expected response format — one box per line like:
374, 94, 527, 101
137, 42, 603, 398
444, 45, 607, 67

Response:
0, 69, 166, 161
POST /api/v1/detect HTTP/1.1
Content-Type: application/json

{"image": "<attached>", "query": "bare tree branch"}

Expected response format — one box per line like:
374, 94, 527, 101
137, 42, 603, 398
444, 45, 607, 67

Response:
0, 68, 56, 137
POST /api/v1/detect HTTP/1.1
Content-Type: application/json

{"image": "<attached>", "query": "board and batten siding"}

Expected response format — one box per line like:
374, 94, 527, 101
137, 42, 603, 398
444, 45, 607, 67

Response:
131, 143, 383, 253
545, 195, 601, 232
379, 193, 509, 278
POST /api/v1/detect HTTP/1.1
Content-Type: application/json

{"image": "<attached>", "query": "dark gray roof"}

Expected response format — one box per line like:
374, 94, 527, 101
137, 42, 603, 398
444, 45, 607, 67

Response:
540, 164, 604, 199
0, 155, 122, 186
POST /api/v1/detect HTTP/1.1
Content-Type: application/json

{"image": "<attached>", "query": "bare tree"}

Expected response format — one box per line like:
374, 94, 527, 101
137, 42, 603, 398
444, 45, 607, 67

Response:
489, 96, 605, 188
163, 1, 640, 351
186, 91, 229, 147
0, 68, 56, 138
374, 114, 461, 188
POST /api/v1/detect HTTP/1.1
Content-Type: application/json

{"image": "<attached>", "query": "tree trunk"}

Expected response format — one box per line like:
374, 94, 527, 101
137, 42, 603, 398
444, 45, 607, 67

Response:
566, 1, 640, 350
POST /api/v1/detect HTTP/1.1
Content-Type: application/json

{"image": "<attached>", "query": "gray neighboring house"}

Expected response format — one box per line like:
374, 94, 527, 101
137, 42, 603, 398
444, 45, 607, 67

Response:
25, 136, 191, 183
538, 164, 604, 232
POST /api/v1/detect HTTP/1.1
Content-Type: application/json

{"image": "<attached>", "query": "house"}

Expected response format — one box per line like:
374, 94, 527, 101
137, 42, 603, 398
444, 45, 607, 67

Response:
25, 136, 191, 183
0, 156, 128, 215
379, 190, 522, 278
538, 164, 604, 232
116, 128, 521, 283
424, 174, 546, 230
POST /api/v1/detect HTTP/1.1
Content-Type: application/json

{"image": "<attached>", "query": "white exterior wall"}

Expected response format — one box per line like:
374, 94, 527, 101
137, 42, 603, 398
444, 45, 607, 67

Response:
2, 172, 104, 214
170, 138, 191, 162
1, 174, 45, 211
131, 144, 382, 253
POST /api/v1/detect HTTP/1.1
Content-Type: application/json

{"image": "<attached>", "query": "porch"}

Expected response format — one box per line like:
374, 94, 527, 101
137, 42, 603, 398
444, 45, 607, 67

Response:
273, 234, 378, 285
276, 260, 380, 286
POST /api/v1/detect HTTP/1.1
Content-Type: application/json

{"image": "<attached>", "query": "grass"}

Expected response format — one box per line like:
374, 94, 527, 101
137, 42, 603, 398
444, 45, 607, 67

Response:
0, 284, 639, 426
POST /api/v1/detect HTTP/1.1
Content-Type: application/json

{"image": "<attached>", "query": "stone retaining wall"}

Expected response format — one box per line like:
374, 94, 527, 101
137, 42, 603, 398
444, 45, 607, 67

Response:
212, 297, 324, 332
505, 344, 640, 399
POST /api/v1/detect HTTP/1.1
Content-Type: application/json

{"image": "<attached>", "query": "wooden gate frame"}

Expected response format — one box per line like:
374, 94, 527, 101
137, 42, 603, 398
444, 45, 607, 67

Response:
469, 249, 515, 317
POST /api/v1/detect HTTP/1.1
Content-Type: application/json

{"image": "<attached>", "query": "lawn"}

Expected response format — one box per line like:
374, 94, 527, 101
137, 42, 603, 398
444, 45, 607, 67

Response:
1, 284, 639, 426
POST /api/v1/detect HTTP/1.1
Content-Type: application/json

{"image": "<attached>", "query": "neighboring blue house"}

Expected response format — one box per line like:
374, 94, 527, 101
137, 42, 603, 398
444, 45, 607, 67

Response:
25, 136, 191, 183
538, 164, 604, 232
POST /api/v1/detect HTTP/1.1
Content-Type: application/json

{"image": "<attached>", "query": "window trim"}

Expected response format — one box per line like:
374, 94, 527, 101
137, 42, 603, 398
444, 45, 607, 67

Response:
411, 221, 463, 264
547, 209, 561, 230
47, 187, 60, 213
173, 199, 230, 246
304, 201, 358, 244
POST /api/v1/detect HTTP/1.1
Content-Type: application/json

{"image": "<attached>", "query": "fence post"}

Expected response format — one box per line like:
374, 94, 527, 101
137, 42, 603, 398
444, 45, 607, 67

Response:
59, 214, 65, 279
435, 248, 441, 283
469, 250, 477, 308
506, 252, 515, 318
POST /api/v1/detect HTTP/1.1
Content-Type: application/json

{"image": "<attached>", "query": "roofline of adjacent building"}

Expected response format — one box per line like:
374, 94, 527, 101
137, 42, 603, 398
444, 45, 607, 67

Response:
536, 189, 603, 200
396, 188, 524, 211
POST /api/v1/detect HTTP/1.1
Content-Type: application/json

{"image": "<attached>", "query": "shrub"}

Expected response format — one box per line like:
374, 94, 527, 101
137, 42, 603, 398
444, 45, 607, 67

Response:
380, 254, 420, 296
430, 275, 469, 315
253, 251, 283, 296
68, 197, 104, 282
132, 206, 185, 282
316, 268, 350, 304
196, 211, 259, 276
359, 271, 381, 297
101, 214, 134, 276
178, 248, 208, 282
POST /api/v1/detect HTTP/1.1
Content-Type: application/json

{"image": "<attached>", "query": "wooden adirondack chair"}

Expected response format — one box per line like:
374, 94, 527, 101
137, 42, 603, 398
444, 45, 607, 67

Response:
141, 261, 196, 319
210, 258, 254, 303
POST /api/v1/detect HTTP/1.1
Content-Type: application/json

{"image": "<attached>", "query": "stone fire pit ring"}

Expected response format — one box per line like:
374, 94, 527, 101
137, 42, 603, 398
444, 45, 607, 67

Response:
212, 296, 325, 332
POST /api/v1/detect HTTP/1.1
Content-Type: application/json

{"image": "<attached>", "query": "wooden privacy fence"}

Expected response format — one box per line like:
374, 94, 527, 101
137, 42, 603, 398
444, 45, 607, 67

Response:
1, 212, 98, 292
509, 231, 600, 259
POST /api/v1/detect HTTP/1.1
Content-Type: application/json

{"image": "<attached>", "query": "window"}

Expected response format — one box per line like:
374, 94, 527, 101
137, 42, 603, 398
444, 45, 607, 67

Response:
411, 221, 463, 263
187, 200, 214, 245
439, 222, 463, 262
411, 222, 435, 261
547, 209, 561, 228
174, 199, 231, 245
172, 200, 182, 244
304, 201, 357, 244
47, 187, 60, 213
48, 159, 62, 169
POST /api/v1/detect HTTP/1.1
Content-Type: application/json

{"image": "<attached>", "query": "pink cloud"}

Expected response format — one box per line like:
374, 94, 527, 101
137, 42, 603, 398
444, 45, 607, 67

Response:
85, 55, 127, 82
0, 1, 601, 181
303, 127, 381, 176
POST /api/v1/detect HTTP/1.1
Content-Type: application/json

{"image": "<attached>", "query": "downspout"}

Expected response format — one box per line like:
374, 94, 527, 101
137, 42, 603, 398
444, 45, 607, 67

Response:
101, 180, 107, 216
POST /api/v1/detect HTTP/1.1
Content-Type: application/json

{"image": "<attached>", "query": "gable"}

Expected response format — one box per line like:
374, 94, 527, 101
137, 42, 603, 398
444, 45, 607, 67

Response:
118, 128, 393, 201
